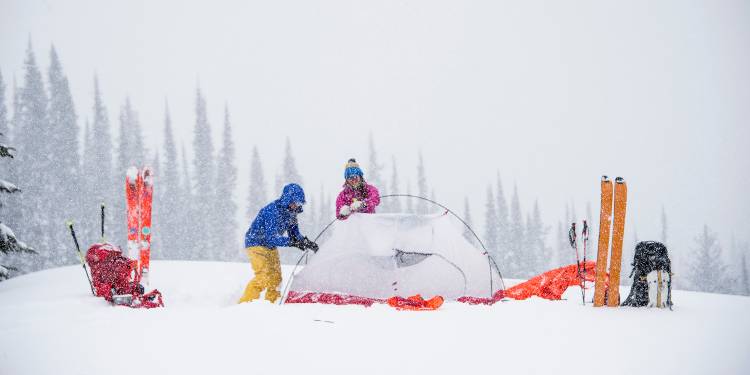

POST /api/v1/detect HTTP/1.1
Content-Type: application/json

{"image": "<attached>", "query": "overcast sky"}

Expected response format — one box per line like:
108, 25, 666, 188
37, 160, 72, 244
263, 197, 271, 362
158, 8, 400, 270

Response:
1, 0, 749, 259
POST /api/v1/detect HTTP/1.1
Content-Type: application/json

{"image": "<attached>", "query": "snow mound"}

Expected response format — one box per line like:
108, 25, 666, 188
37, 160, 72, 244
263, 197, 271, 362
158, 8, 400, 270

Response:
0, 261, 749, 375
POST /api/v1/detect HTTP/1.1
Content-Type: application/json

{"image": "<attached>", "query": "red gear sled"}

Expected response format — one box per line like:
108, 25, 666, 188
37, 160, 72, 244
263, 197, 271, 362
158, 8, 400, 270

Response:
86, 243, 164, 309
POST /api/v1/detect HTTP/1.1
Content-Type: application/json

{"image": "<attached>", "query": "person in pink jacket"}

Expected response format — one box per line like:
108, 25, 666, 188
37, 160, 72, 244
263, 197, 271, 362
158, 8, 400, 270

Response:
336, 158, 381, 220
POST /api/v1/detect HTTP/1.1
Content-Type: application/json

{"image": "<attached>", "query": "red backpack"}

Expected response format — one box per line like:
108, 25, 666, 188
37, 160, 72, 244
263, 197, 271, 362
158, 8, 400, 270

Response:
86, 243, 163, 308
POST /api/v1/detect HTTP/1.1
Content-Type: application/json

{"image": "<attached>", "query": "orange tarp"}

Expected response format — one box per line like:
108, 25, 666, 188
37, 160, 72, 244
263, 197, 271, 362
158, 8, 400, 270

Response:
504, 261, 602, 301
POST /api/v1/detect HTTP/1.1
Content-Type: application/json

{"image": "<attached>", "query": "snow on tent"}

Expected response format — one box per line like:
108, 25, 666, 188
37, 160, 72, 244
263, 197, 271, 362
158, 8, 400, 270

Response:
284, 212, 505, 307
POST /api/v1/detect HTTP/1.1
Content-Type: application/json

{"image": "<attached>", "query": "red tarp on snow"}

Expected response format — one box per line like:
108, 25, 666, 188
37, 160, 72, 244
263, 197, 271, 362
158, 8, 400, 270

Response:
285, 261, 603, 306
504, 261, 600, 301
285, 291, 385, 307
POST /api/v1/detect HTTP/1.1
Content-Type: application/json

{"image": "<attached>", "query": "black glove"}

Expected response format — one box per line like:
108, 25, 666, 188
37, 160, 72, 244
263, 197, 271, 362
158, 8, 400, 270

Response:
302, 237, 319, 253
289, 237, 304, 250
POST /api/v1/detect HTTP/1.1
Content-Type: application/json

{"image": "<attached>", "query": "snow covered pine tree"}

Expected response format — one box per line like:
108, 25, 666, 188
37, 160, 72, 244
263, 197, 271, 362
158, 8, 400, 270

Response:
0, 134, 35, 280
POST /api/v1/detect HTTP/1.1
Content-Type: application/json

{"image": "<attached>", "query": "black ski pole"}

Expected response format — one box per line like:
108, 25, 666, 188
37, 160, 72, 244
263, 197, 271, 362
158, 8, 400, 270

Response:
100, 203, 106, 241
582, 220, 589, 305
67, 221, 95, 296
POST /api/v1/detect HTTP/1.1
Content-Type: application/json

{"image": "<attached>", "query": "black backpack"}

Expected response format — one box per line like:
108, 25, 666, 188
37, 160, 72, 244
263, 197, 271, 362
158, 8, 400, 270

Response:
621, 241, 673, 309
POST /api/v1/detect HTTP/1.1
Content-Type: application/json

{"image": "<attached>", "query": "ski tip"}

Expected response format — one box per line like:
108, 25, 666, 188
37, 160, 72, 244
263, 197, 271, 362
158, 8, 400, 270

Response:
601, 175, 610, 182
615, 176, 626, 184
141, 166, 154, 184
65, 220, 73, 227
126, 166, 139, 181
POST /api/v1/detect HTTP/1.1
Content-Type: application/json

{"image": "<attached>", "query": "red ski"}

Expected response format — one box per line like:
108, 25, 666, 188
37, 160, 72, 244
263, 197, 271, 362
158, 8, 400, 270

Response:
139, 167, 154, 285
125, 167, 141, 263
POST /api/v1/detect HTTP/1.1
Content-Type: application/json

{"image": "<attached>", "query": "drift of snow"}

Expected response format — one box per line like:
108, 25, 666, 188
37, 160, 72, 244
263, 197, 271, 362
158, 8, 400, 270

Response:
0, 261, 748, 375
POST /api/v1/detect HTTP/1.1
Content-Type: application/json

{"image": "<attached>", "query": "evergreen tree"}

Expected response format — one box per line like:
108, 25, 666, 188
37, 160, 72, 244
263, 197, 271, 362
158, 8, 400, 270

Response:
215, 105, 238, 261
191, 86, 215, 260
0, 133, 36, 280
526, 200, 547, 276
81, 118, 91, 178
416, 152, 427, 214
155, 102, 181, 260
685, 225, 729, 293
739, 245, 750, 296
0, 70, 36, 279
524, 213, 534, 276
367, 133, 384, 191
180, 143, 196, 259
116, 98, 145, 174
275, 137, 303, 194
495, 172, 510, 259
5, 77, 21, 215
85, 76, 114, 245
727, 237, 750, 296
0, 71, 9, 191
387, 155, 401, 213
483, 186, 499, 263
506, 184, 524, 277
47, 46, 81, 261
246, 145, 267, 222
15, 41, 54, 270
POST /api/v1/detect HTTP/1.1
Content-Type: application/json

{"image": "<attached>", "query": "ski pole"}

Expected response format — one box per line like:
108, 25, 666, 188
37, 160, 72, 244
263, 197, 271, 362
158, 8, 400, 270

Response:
582, 220, 589, 305
568, 222, 584, 305
100, 203, 106, 241
67, 221, 95, 296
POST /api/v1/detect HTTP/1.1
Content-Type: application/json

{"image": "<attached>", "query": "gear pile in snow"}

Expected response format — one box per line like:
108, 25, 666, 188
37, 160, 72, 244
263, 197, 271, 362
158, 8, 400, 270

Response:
86, 243, 163, 308
622, 241, 673, 309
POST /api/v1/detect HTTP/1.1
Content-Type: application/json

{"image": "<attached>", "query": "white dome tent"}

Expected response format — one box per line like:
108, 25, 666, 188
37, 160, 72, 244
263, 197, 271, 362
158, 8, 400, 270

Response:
282, 195, 505, 305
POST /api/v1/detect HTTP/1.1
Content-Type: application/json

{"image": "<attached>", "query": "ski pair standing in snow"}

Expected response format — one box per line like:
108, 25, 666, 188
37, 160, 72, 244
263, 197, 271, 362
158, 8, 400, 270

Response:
239, 183, 319, 304
126, 166, 153, 285
336, 158, 381, 219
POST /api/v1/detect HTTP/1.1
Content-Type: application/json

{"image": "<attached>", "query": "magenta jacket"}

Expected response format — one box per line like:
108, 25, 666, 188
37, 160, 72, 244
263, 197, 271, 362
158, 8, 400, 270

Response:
335, 183, 381, 219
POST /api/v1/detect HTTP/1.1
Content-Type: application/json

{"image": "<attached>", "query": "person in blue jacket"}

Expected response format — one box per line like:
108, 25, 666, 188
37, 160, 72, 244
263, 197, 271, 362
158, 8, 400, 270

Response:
238, 183, 318, 303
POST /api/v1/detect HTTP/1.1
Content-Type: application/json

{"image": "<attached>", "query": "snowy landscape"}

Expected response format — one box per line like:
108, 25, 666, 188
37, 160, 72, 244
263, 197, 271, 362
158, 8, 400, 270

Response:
1, 1, 749, 374
1, 261, 749, 375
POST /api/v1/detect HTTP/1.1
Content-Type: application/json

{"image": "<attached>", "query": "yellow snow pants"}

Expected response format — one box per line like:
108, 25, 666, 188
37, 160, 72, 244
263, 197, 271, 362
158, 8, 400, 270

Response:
238, 246, 282, 303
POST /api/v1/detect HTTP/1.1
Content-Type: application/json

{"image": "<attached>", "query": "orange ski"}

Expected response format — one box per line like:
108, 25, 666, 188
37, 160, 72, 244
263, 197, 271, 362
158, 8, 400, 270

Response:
607, 177, 627, 307
593, 176, 613, 307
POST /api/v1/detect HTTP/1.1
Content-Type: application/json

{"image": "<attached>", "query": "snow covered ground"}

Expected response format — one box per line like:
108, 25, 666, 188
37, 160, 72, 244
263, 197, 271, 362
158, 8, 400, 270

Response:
1, 261, 749, 375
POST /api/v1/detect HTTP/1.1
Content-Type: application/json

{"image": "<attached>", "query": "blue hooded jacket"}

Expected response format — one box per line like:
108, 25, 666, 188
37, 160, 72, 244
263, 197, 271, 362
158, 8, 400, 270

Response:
245, 183, 305, 249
